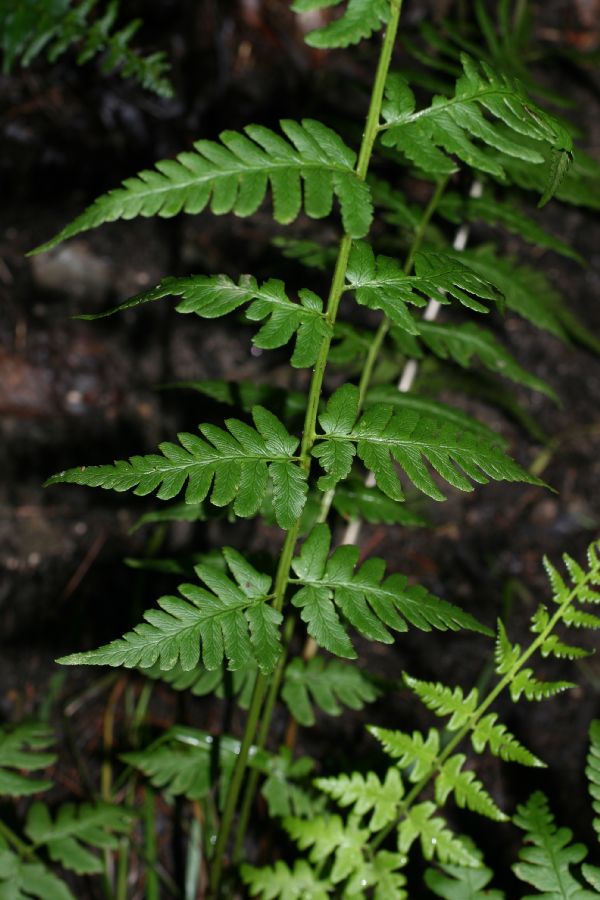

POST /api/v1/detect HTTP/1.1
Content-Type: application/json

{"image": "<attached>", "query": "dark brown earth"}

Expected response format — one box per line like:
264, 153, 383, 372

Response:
1, 1, 600, 896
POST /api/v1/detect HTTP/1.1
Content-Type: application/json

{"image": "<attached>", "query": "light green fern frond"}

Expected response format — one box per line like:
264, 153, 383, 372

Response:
425, 838, 505, 899
242, 859, 331, 899
291, 0, 390, 49
315, 768, 404, 831
32, 119, 372, 253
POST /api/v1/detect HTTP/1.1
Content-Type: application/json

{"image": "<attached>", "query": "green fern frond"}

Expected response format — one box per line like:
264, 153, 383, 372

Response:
425, 837, 505, 899
0, 723, 56, 797
77, 274, 331, 369
586, 720, 600, 840
435, 754, 507, 821
0, 0, 173, 96
32, 119, 372, 254
260, 748, 318, 819
513, 791, 595, 898
345, 242, 501, 334
45, 406, 307, 529
399, 802, 480, 866
242, 859, 331, 899
366, 385, 508, 447
142, 659, 258, 708
315, 768, 404, 831
495, 146, 600, 211
438, 191, 583, 262
57, 548, 281, 673
403, 675, 479, 730
284, 814, 370, 884
369, 726, 440, 782
290, 524, 489, 659
508, 668, 574, 703
291, 0, 390, 49
381, 55, 572, 192
281, 657, 379, 727
471, 713, 544, 767
24, 802, 134, 875
313, 384, 543, 502
333, 479, 428, 526
390, 320, 558, 401
0, 846, 72, 900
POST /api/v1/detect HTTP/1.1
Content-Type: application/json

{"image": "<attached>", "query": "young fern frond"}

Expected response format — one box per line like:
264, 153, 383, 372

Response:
312, 384, 542, 501
31, 119, 373, 255
0, 724, 56, 797
291, 0, 390, 49
57, 548, 281, 673
46, 407, 307, 529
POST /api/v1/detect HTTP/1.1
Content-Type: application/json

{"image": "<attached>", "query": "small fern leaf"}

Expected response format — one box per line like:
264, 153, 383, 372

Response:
81, 275, 331, 369
242, 859, 331, 899
345, 242, 501, 332
314, 384, 542, 502
494, 620, 521, 676
46, 406, 307, 529
540, 634, 591, 660
586, 720, 600, 840
369, 726, 440, 782
513, 791, 595, 898
58, 549, 281, 673
425, 838, 505, 899
32, 119, 372, 254
333, 479, 428, 527
435, 754, 507, 821
471, 714, 544, 768
315, 768, 404, 831
291, 524, 490, 659
0, 723, 56, 797
538, 149, 574, 208
403, 676, 479, 731
281, 657, 378, 727
284, 815, 370, 884
24, 802, 134, 875
381, 55, 572, 184
393, 320, 558, 402
143, 659, 258, 708
509, 668, 574, 703
0, 848, 73, 900
399, 802, 479, 866
292, 0, 391, 49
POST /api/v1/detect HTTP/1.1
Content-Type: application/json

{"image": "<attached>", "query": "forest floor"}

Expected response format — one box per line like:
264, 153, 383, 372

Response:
1, 1, 600, 895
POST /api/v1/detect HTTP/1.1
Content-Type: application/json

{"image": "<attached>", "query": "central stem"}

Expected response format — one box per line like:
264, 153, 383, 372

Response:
208, 5, 404, 893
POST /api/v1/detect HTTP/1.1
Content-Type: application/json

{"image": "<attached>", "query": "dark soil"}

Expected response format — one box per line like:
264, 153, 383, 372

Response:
1, 1, 600, 897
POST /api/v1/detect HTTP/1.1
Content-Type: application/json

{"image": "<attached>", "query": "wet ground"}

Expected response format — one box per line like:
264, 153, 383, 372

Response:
2, 1, 600, 895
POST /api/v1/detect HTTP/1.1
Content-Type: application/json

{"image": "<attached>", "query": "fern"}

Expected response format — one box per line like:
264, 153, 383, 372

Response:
243, 859, 331, 899
315, 768, 403, 831
312, 384, 542, 501
0, 724, 56, 797
32, 120, 372, 255
0, 0, 172, 96
281, 657, 379, 727
0, 844, 72, 900
291, 0, 390, 49
425, 838, 504, 899
57, 548, 282, 672
46, 406, 307, 529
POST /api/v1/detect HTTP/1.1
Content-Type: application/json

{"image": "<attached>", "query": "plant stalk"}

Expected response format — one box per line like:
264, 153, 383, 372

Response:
208, 4, 404, 891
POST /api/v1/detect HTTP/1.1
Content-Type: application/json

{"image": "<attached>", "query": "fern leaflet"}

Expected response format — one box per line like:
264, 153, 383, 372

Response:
291, 0, 390, 49
0, 723, 56, 797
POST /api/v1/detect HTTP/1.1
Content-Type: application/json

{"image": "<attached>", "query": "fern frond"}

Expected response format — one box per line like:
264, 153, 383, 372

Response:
32, 119, 372, 254
508, 668, 574, 702
24, 802, 134, 875
438, 191, 583, 262
58, 548, 281, 673
0, 846, 72, 900
0, 723, 56, 797
513, 791, 594, 898
260, 748, 318, 819
403, 676, 479, 730
425, 838, 505, 899
391, 320, 558, 401
291, 0, 390, 49
435, 754, 507, 821
77, 274, 331, 369
313, 384, 542, 502
290, 524, 489, 658
494, 146, 600, 211
45, 406, 307, 529
471, 714, 544, 767
345, 242, 501, 333
281, 657, 379, 727
242, 859, 331, 899
284, 814, 370, 884
369, 726, 440, 782
142, 659, 258, 708
586, 720, 600, 840
381, 55, 572, 193
366, 386, 508, 446
0, 0, 173, 96
315, 768, 404, 831
398, 802, 479, 866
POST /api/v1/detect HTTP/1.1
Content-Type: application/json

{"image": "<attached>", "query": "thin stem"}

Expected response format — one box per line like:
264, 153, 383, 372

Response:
208, 5, 404, 891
